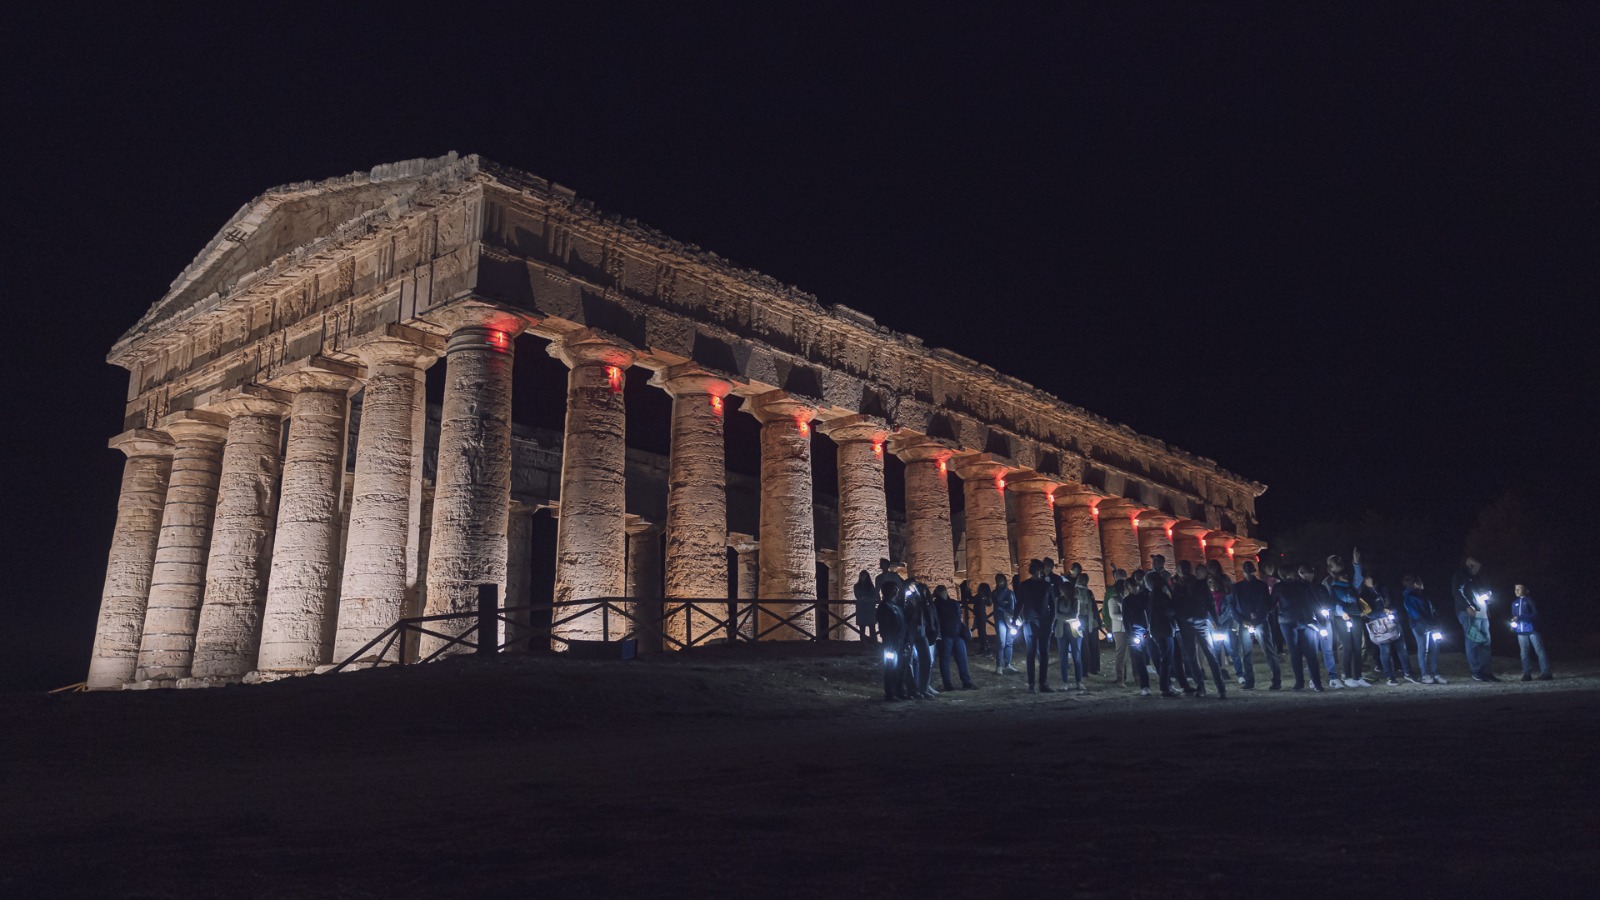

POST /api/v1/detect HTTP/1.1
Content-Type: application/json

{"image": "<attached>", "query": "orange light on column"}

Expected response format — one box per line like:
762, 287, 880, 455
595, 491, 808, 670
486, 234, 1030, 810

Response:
1165, 525, 1174, 541
709, 395, 723, 415
1227, 545, 1235, 559
605, 366, 623, 393
1200, 536, 1209, 551
995, 475, 1006, 491
872, 441, 884, 459
486, 330, 511, 351
1046, 491, 1055, 506
937, 458, 948, 475
797, 417, 810, 437
1091, 505, 1099, 520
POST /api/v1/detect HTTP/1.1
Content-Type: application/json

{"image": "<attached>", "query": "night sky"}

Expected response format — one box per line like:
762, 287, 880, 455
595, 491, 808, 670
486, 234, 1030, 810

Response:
5, 3, 1595, 690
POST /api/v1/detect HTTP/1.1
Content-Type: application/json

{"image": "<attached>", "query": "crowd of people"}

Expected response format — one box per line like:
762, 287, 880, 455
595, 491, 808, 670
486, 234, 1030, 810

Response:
856, 551, 1554, 701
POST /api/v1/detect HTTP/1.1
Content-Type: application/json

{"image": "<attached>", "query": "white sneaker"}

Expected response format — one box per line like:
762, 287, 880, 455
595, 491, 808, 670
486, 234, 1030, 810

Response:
1432, 674, 1448, 684
1139, 688, 1152, 697
1419, 675, 1435, 684
1237, 675, 1246, 685
1004, 665, 1019, 674
1329, 679, 1344, 689
1403, 675, 1420, 684
1354, 678, 1372, 687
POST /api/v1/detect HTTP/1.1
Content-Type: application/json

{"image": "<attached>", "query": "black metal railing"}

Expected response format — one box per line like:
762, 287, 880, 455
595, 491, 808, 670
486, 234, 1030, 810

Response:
328, 585, 867, 673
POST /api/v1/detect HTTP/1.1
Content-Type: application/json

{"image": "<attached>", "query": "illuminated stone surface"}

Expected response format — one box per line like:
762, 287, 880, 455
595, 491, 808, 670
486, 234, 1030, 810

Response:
952, 455, 1011, 590
654, 365, 734, 645
748, 392, 817, 639
1009, 473, 1060, 570
1096, 499, 1146, 584
86, 431, 174, 689
820, 415, 891, 623
895, 438, 956, 592
1055, 491, 1106, 597
1137, 513, 1178, 572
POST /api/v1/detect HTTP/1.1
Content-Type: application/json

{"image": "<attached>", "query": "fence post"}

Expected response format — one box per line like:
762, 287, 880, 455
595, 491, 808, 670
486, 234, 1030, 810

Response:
728, 600, 738, 643
477, 583, 499, 657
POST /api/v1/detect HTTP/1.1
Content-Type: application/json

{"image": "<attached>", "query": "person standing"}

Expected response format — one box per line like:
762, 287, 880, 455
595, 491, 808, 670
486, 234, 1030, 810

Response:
1121, 572, 1153, 696
1144, 571, 1179, 697
1510, 584, 1552, 681
1234, 561, 1280, 690
853, 570, 879, 644
1361, 574, 1414, 685
934, 584, 977, 690
1280, 563, 1325, 692
1453, 557, 1498, 681
992, 574, 1018, 674
970, 581, 991, 654
1053, 570, 1086, 691
1402, 575, 1446, 684
1205, 560, 1243, 680
876, 582, 910, 700
1016, 559, 1059, 693
1324, 551, 1370, 687
1174, 561, 1226, 698
902, 579, 936, 698
1103, 569, 1130, 688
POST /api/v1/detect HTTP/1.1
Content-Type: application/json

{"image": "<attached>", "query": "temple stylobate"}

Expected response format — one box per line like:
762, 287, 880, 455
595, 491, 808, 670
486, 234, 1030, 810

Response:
87, 153, 1267, 689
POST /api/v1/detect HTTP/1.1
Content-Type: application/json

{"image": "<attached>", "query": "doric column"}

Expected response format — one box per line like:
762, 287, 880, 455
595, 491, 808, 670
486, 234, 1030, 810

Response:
1055, 490, 1106, 598
1230, 538, 1266, 580
651, 364, 735, 646
1096, 498, 1146, 581
256, 367, 361, 675
135, 411, 230, 684
504, 502, 536, 650
731, 533, 759, 640
333, 337, 438, 663
422, 314, 527, 657
86, 430, 174, 689
548, 329, 635, 643
1009, 473, 1060, 569
748, 391, 819, 640
627, 518, 663, 649
819, 415, 891, 609
188, 388, 291, 685
952, 454, 1011, 590
1137, 513, 1178, 571
1206, 533, 1234, 572
895, 437, 957, 592
1173, 520, 1209, 569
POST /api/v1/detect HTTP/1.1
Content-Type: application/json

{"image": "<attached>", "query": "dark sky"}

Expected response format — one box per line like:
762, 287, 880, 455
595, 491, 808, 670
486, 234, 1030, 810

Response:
4, 3, 1594, 689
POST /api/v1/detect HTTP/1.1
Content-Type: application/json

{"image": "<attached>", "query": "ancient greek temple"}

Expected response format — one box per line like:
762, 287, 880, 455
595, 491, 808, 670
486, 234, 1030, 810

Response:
87, 153, 1266, 690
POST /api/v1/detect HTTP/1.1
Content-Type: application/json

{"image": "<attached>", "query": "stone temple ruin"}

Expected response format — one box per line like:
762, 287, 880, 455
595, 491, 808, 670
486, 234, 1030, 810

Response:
87, 153, 1267, 689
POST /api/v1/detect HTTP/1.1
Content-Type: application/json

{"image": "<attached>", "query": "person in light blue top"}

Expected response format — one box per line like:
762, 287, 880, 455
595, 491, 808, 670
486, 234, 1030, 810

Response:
1510, 583, 1551, 681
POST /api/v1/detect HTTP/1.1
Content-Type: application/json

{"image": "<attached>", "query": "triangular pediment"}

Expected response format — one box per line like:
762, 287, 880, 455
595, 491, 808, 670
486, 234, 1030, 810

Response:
112, 153, 478, 360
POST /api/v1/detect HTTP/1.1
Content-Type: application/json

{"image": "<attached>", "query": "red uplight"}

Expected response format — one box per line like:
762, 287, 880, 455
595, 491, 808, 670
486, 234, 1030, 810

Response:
872, 441, 884, 459
1165, 525, 1174, 541
1047, 491, 1055, 506
937, 458, 948, 475
797, 417, 810, 437
487, 330, 510, 350
995, 476, 1006, 491
605, 366, 623, 394
1227, 546, 1235, 558
1200, 537, 1209, 550
710, 395, 724, 415
1091, 505, 1099, 519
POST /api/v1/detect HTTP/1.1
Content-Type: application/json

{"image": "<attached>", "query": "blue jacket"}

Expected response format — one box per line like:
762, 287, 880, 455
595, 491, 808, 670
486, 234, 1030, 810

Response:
1403, 588, 1438, 630
1323, 563, 1364, 618
1511, 596, 1539, 634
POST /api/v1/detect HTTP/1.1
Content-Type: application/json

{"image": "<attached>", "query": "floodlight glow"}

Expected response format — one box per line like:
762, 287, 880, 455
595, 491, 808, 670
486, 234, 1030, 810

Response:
1431, 631, 1444, 642
1321, 608, 1331, 618
884, 650, 896, 663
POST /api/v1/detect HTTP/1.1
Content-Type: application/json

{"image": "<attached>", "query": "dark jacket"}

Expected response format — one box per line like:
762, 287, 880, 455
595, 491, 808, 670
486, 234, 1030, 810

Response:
1122, 586, 1153, 639
853, 580, 878, 627
1147, 582, 1178, 633
1174, 577, 1212, 621
935, 593, 967, 639
905, 583, 936, 642
1511, 596, 1539, 634
1403, 588, 1438, 630
1323, 563, 1364, 618
1235, 577, 1273, 624
876, 594, 908, 648
1274, 580, 1315, 628
1452, 569, 1492, 617
1016, 577, 1057, 626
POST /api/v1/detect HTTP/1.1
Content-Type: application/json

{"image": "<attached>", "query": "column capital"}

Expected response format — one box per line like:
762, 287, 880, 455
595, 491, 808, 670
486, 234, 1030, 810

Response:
349, 326, 445, 368
548, 327, 637, 369
729, 532, 760, 554
1053, 489, 1102, 509
1231, 537, 1266, 557
108, 428, 174, 459
1096, 496, 1148, 517
743, 390, 818, 425
1173, 518, 1211, 537
625, 515, 659, 536
816, 413, 889, 445
649, 362, 736, 398
210, 385, 292, 419
157, 409, 230, 443
891, 434, 956, 464
1006, 472, 1062, 495
950, 452, 1011, 481
1137, 512, 1178, 529
426, 299, 535, 336
268, 355, 366, 394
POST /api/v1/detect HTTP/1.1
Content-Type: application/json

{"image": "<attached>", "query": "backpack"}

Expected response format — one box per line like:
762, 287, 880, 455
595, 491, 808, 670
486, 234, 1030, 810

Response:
1366, 614, 1403, 645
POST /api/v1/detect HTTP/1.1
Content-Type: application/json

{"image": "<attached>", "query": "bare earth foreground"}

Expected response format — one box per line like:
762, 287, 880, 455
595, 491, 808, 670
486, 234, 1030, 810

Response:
5, 644, 1596, 899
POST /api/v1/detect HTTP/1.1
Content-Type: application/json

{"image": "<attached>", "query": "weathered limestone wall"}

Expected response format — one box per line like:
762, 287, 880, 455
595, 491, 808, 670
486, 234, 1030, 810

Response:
1009, 476, 1058, 569
1096, 499, 1144, 583
422, 320, 521, 657
257, 379, 355, 673
190, 395, 289, 683
87, 431, 173, 689
549, 331, 634, 643
335, 340, 434, 662
135, 413, 229, 683
656, 366, 732, 645
504, 505, 535, 647
1055, 491, 1106, 597
1138, 514, 1178, 571
750, 393, 817, 639
897, 441, 956, 591
1173, 522, 1208, 569
822, 416, 890, 615
954, 456, 1010, 589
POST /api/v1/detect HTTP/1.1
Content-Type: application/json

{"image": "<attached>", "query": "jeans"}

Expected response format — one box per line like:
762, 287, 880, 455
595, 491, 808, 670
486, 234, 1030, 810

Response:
1189, 619, 1228, 694
1149, 632, 1175, 694
1411, 626, 1440, 677
974, 614, 989, 654
1337, 618, 1363, 680
912, 636, 933, 694
1130, 632, 1151, 689
1217, 621, 1242, 676
1518, 633, 1550, 676
1318, 620, 1338, 678
1022, 620, 1052, 688
1459, 613, 1493, 677
1238, 621, 1281, 688
994, 620, 1016, 668
1057, 631, 1085, 686
1378, 637, 1413, 679
1111, 630, 1129, 684
883, 641, 910, 698
938, 636, 974, 688
1175, 618, 1201, 690
1289, 623, 1324, 689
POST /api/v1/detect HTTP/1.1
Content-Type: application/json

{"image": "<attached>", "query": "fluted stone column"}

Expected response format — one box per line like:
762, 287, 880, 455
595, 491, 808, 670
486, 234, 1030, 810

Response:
1230, 538, 1265, 579
334, 338, 437, 663
1173, 521, 1209, 569
652, 365, 734, 646
749, 392, 818, 640
422, 316, 526, 657
1206, 534, 1234, 572
1055, 490, 1106, 598
188, 389, 290, 685
953, 454, 1011, 589
504, 503, 536, 650
896, 438, 957, 592
1096, 498, 1145, 583
135, 411, 230, 684
1137, 513, 1178, 571
1009, 473, 1060, 569
256, 372, 360, 674
86, 430, 174, 689
820, 415, 891, 620
549, 330, 635, 644
627, 519, 663, 649
731, 533, 759, 640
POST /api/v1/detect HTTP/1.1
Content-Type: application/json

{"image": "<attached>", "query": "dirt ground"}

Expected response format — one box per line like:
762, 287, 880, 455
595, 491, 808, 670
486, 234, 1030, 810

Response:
4, 641, 1595, 899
